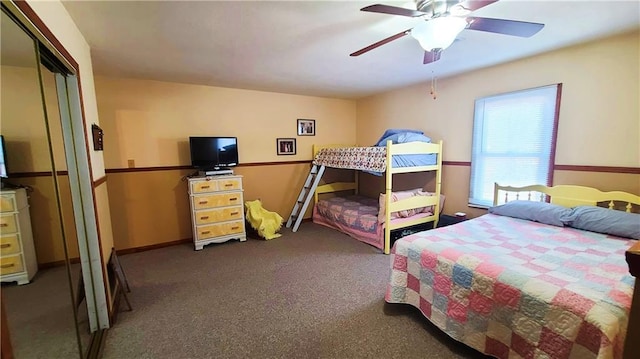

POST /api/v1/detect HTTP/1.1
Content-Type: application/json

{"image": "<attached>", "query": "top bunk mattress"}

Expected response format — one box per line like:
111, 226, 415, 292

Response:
313, 146, 436, 172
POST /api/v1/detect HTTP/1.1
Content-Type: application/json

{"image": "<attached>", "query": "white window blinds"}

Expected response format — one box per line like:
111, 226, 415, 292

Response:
469, 84, 561, 208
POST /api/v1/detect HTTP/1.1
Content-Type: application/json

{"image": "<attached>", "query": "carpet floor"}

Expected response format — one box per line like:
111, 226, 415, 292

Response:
103, 222, 490, 359
2, 263, 91, 359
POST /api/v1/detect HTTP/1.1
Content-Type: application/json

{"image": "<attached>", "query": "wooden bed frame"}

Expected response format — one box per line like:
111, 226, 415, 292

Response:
312, 140, 443, 254
493, 183, 639, 359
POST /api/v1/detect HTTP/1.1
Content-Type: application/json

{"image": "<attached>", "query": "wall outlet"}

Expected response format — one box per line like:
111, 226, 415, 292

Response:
127, 159, 135, 168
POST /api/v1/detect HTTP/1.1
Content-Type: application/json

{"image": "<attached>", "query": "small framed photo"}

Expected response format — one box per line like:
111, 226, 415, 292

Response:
297, 119, 315, 136
276, 138, 296, 155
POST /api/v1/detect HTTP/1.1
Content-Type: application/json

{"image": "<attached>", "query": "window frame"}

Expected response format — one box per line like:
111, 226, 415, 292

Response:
469, 84, 562, 208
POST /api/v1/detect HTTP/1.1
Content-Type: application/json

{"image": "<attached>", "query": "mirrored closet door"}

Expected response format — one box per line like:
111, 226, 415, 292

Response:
1, 6, 104, 358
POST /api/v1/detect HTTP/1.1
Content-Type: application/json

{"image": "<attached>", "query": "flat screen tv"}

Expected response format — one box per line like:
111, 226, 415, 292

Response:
0, 135, 7, 179
189, 136, 238, 170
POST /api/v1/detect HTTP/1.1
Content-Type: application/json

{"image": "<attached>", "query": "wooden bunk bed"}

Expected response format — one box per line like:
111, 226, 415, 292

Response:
387, 183, 640, 359
286, 138, 442, 254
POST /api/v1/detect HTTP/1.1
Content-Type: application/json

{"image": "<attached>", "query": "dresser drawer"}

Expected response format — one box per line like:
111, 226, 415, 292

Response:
193, 192, 242, 210
196, 220, 245, 240
0, 214, 17, 234
0, 254, 24, 275
195, 206, 243, 225
0, 195, 15, 213
217, 178, 242, 191
0, 234, 21, 256
191, 177, 242, 194
191, 180, 218, 194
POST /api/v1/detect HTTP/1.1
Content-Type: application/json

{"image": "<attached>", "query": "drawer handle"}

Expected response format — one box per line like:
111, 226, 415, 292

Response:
230, 212, 239, 216
1, 263, 14, 269
201, 231, 211, 235
201, 185, 210, 189
224, 184, 233, 187
231, 226, 239, 230
200, 216, 209, 220
198, 201, 208, 205
229, 198, 238, 201
0, 244, 10, 248
0, 223, 7, 227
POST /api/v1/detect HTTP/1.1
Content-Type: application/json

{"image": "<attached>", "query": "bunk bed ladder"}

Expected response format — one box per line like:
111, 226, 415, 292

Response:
286, 164, 326, 232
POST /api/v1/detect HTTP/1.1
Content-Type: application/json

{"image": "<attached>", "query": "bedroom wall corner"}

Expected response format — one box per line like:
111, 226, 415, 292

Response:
355, 30, 640, 216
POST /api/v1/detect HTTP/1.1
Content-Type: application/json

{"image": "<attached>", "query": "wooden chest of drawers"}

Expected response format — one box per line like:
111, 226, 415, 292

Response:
188, 176, 246, 250
1, 188, 38, 285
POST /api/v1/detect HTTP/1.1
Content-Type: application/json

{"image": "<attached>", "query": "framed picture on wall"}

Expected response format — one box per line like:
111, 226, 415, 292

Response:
297, 119, 315, 136
277, 138, 296, 155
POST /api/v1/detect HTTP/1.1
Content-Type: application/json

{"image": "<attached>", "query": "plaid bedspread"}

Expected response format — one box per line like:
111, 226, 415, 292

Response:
386, 214, 635, 359
313, 146, 387, 172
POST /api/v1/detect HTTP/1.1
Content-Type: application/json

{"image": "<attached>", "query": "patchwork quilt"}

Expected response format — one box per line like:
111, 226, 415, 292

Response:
386, 214, 635, 359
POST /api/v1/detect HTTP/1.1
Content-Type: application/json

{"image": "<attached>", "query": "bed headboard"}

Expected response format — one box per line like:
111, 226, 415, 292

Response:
493, 183, 640, 212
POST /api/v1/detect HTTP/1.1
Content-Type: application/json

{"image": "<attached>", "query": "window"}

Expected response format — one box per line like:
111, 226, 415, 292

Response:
469, 84, 561, 207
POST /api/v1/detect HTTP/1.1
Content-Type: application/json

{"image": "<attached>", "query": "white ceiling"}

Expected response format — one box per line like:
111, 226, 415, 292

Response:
61, 0, 640, 99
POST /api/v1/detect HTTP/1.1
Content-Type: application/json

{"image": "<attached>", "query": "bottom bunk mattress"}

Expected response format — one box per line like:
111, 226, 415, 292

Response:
386, 214, 635, 359
312, 195, 432, 250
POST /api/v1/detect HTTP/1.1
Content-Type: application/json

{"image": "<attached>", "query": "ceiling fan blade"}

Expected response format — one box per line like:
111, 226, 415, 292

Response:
361, 4, 427, 17
423, 50, 442, 64
350, 29, 411, 57
451, 0, 499, 13
466, 17, 544, 37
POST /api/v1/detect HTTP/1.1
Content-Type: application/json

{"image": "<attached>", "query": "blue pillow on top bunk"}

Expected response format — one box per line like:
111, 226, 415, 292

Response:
375, 129, 427, 146
377, 132, 432, 147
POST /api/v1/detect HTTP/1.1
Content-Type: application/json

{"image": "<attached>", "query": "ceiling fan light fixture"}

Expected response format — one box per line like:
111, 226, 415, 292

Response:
449, 4, 472, 16
410, 17, 467, 51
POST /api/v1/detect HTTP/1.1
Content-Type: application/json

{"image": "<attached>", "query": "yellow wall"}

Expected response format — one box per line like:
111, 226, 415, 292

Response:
94, 182, 114, 273
95, 77, 357, 167
356, 30, 640, 216
104, 164, 312, 250
94, 77, 357, 250
1, 63, 81, 266
0, 66, 52, 172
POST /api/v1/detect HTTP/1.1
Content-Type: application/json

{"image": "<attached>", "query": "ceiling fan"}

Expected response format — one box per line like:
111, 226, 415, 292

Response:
350, 0, 545, 64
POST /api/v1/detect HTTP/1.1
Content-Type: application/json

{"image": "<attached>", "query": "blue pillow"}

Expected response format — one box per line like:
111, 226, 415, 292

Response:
562, 206, 640, 239
376, 132, 431, 147
488, 200, 571, 227
374, 129, 423, 146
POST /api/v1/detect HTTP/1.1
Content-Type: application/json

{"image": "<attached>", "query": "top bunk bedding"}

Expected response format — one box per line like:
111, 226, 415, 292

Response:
312, 130, 438, 173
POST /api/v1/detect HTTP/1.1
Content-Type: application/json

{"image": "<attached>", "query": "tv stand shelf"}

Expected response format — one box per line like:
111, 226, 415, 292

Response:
199, 168, 233, 176
187, 175, 246, 250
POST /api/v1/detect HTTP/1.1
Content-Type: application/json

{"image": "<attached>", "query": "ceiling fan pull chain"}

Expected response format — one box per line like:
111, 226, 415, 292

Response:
430, 72, 437, 100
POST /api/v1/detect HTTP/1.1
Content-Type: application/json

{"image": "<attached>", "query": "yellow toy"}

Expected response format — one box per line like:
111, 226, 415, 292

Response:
244, 199, 283, 240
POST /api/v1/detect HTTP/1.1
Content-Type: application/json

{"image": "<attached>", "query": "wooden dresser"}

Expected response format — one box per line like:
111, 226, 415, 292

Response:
0, 188, 37, 285
188, 175, 247, 250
